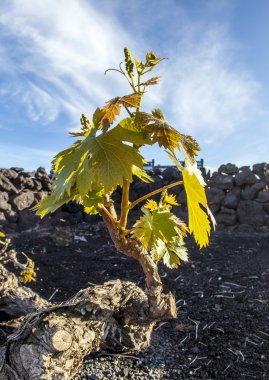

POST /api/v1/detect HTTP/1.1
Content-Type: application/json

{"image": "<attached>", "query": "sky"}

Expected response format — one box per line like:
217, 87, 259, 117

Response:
0, 0, 268, 172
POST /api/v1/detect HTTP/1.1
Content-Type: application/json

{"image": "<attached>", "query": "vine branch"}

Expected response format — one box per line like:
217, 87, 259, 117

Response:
129, 180, 183, 209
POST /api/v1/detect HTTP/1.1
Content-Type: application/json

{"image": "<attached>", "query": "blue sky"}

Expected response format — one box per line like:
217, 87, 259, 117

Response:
0, 0, 268, 171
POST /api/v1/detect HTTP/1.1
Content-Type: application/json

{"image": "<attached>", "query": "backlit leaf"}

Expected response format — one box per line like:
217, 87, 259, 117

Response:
34, 192, 74, 218
163, 237, 188, 269
108, 118, 152, 146
182, 170, 211, 248
163, 193, 179, 207
88, 130, 144, 192
82, 184, 105, 215
167, 152, 215, 246
151, 238, 166, 262
150, 236, 188, 269
145, 199, 158, 211
132, 207, 184, 250
99, 93, 141, 131
139, 77, 161, 86
135, 109, 181, 151
132, 165, 153, 183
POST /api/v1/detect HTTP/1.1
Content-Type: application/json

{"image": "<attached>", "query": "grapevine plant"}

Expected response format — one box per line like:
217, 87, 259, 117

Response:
0, 231, 36, 283
35, 48, 215, 316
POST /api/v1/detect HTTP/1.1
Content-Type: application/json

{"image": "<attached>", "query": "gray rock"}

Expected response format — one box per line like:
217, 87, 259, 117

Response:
0, 191, 8, 202
216, 207, 237, 226
5, 209, 18, 223
208, 203, 220, 215
206, 187, 225, 204
222, 190, 240, 209
0, 211, 6, 225
22, 170, 36, 178
239, 166, 251, 171
148, 176, 163, 191
208, 173, 234, 191
218, 163, 239, 175
0, 173, 19, 193
35, 167, 49, 180
10, 167, 24, 173
132, 181, 150, 196
265, 173, 269, 186
241, 182, 266, 200
256, 191, 269, 203
42, 181, 52, 191
252, 163, 267, 177
234, 169, 258, 187
33, 179, 43, 191
0, 192, 11, 211
237, 200, 265, 227
13, 191, 35, 211
0, 169, 18, 179
162, 167, 181, 182
177, 189, 187, 204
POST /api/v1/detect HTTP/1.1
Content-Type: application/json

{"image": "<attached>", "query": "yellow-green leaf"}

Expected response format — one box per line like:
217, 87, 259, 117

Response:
88, 131, 144, 192
135, 109, 181, 151
34, 192, 73, 218
82, 184, 105, 215
145, 199, 158, 211
163, 237, 189, 268
132, 207, 182, 250
99, 93, 141, 131
182, 170, 211, 248
132, 165, 153, 183
108, 118, 152, 147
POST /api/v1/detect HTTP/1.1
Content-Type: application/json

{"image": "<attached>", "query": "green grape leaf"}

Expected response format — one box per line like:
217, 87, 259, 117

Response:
139, 77, 161, 86
82, 184, 105, 215
150, 236, 188, 269
182, 169, 211, 248
145, 199, 158, 211
108, 118, 152, 146
145, 51, 166, 68
34, 192, 73, 218
163, 237, 189, 269
88, 130, 144, 192
99, 93, 141, 131
132, 165, 153, 183
151, 238, 166, 262
178, 135, 200, 165
132, 207, 182, 249
134, 57, 145, 74
167, 151, 215, 248
52, 138, 91, 200
167, 236, 189, 262
163, 192, 179, 207
92, 108, 106, 128
135, 109, 181, 151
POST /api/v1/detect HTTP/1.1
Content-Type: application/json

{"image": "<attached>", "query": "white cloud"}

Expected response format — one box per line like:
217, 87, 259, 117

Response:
0, 0, 142, 126
0, 0, 268, 169
163, 28, 260, 142
0, 143, 55, 171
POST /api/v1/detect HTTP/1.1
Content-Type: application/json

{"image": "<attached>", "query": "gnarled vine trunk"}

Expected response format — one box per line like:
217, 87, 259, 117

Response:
0, 228, 176, 380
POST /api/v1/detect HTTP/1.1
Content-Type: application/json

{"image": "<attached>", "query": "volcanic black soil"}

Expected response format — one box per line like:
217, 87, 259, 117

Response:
4, 222, 269, 379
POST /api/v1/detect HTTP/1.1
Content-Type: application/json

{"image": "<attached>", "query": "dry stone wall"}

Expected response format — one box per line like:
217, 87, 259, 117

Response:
0, 163, 269, 233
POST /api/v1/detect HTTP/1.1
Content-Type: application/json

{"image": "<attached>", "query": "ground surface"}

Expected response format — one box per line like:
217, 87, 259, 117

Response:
5, 223, 269, 379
